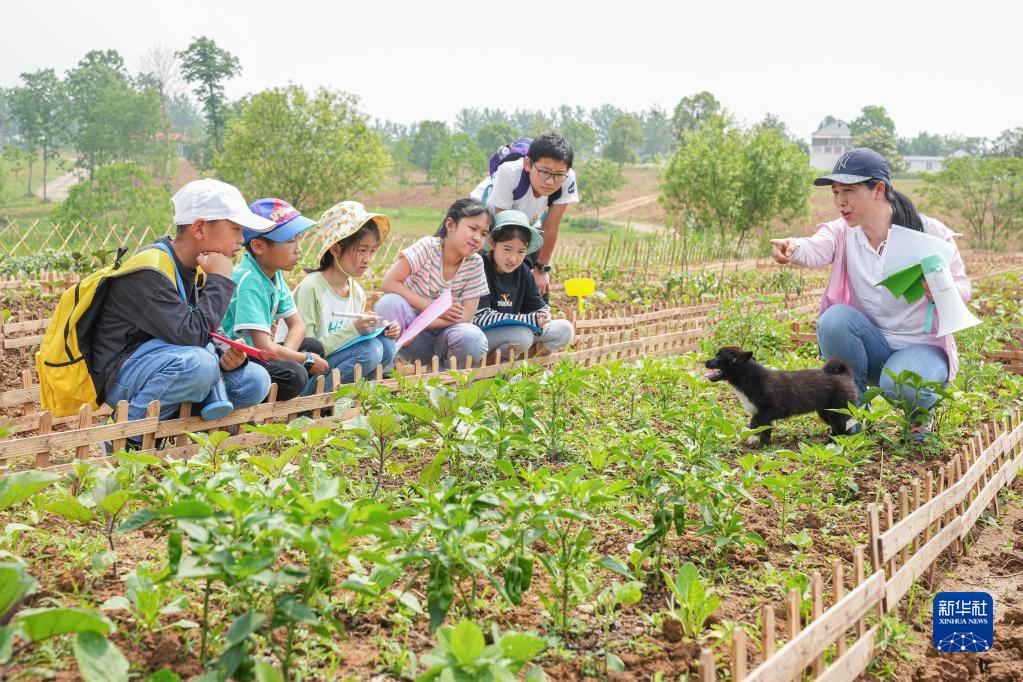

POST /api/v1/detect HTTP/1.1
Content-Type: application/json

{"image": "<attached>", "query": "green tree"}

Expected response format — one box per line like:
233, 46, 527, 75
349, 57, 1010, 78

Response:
603, 114, 644, 166
75, 83, 165, 175
850, 105, 895, 137
576, 158, 624, 226
390, 138, 415, 185
899, 131, 945, 156
943, 134, 986, 157
2, 144, 32, 198
177, 36, 241, 160
759, 113, 808, 153
0, 88, 15, 146
641, 105, 675, 161
138, 44, 183, 179
50, 162, 171, 229
408, 120, 450, 171
921, 157, 1023, 249
589, 104, 625, 146
852, 127, 903, 173
454, 107, 510, 137
64, 49, 168, 178
429, 132, 486, 195
511, 109, 554, 138
10, 69, 69, 201
559, 118, 597, 161
65, 50, 129, 178
214, 86, 389, 214
817, 115, 839, 130
476, 121, 519, 156
991, 128, 1023, 158
0, 152, 14, 214
672, 91, 721, 142
660, 116, 812, 252
167, 92, 203, 134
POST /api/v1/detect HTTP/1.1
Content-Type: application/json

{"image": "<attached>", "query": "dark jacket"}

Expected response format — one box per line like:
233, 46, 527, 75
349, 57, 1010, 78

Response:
473, 253, 549, 330
84, 237, 236, 402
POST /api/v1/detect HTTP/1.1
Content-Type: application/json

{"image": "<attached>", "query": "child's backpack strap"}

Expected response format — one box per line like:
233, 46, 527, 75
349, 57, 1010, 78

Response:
149, 242, 189, 303
510, 170, 533, 202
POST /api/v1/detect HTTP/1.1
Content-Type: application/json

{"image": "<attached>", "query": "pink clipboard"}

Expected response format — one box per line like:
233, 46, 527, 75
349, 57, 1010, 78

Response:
395, 289, 452, 350
210, 331, 279, 362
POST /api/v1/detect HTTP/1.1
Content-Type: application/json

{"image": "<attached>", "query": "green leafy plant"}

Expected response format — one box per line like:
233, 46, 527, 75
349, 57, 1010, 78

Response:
100, 567, 191, 637
343, 412, 422, 497
662, 562, 720, 640
761, 465, 812, 540
862, 368, 952, 442
417, 620, 547, 682
399, 480, 504, 632
0, 470, 60, 512
0, 559, 129, 681
596, 580, 644, 675
44, 471, 132, 576
532, 467, 626, 631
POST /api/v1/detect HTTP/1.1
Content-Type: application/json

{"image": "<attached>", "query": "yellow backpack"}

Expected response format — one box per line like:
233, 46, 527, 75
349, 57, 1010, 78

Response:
36, 243, 200, 417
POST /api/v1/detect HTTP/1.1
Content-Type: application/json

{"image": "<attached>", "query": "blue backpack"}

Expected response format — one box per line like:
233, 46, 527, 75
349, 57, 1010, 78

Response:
486, 137, 563, 206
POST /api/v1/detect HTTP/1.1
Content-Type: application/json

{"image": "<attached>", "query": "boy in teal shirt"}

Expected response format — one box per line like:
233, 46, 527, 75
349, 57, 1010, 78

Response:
223, 198, 329, 400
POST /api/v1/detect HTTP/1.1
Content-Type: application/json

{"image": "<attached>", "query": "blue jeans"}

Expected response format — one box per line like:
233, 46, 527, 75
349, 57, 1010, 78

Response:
375, 293, 488, 366
482, 319, 574, 354
817, 304, 949, 412
106, 339, 271, 422
307, 335, 397, 393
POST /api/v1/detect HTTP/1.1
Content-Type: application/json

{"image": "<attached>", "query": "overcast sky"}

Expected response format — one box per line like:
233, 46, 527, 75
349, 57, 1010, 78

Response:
2, 0, 1018, 141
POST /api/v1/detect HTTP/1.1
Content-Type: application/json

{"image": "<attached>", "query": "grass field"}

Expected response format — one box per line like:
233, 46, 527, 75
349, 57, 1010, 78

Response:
0, 152, 74, 224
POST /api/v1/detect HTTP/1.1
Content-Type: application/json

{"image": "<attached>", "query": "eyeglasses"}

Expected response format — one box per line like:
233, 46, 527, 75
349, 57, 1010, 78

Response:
533, 167, 569, 183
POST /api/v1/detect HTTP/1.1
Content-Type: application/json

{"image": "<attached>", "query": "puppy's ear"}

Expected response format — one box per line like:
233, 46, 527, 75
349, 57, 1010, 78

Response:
739, 351, 754, 364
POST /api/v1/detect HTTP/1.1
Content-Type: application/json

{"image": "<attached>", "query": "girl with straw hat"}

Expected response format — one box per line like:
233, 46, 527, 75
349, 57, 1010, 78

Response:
290, 201, 399, 390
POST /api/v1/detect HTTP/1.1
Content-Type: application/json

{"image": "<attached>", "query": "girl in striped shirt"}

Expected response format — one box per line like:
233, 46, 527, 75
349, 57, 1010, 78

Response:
376, 198, 492, 366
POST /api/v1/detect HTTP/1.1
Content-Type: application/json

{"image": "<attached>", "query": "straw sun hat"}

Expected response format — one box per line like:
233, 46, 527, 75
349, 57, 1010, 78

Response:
314, 201, 391, 263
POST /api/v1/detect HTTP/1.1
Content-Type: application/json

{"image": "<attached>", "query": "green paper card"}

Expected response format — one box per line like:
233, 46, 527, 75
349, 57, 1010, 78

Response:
877, 263, 926, 302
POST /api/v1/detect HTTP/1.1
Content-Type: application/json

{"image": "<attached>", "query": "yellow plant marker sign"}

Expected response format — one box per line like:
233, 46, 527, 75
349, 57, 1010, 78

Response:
565, 277, 596, 317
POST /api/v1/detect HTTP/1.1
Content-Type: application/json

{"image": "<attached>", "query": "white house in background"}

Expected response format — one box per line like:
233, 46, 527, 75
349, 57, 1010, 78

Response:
903, 156, 943, 172
810, 120, 853, 169
903, 149, 971, 173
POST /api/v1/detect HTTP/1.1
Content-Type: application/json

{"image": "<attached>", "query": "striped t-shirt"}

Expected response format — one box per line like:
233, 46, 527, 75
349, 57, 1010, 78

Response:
401, 236, 489, 303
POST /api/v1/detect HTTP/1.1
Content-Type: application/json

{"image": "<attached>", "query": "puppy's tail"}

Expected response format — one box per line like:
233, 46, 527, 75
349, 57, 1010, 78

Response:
823, 358, 850, 375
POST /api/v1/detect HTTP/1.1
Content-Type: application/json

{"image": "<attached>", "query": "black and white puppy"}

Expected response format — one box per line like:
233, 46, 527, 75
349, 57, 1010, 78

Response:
703, 346, 858, 446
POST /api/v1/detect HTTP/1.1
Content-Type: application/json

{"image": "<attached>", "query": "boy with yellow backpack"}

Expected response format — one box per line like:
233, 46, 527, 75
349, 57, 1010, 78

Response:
37, 179, 274, 449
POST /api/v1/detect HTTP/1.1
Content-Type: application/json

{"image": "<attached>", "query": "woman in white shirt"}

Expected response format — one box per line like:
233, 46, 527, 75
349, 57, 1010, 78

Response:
770, 148, 971, 438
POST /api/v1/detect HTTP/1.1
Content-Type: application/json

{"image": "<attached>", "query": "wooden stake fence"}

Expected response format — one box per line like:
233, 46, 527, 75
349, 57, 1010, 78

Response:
726, 409, 1023, 681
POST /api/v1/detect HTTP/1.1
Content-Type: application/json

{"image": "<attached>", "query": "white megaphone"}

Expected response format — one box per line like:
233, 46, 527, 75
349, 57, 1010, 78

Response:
920, 254, 981, 337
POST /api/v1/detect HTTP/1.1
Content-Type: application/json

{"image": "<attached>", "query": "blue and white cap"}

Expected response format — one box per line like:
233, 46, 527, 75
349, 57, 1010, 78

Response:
814, 148, 891, 187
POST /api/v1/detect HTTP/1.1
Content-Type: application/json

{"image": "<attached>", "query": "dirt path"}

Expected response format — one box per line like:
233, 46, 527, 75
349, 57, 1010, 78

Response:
578, 193, 664, 233
600, 193, 659, 219
34, 168, 84, 201
900, 484, 1023, 681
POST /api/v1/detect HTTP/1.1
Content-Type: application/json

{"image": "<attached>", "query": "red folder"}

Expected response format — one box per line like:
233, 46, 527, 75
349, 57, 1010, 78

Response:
209, 331, 279, 362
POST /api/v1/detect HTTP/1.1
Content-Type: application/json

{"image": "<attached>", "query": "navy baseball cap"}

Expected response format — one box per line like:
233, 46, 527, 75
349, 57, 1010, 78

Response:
243, 198, 316, 245
814, 148, 891, 187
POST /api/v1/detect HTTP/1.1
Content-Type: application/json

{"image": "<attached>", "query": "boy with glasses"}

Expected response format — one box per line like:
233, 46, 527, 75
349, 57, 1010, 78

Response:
471, 133, 579, 294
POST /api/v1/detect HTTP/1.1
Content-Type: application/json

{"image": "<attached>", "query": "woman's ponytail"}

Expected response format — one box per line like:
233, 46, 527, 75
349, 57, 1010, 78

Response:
866, 179, 924, 232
